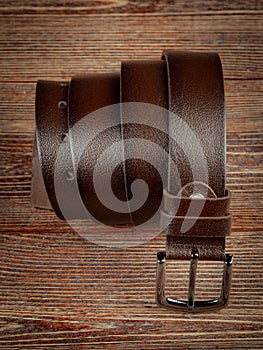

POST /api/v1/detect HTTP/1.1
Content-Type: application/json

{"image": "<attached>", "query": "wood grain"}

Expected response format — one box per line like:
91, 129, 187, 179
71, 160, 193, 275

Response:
0, 0, 262, 14
0, 1, 263, 349
1, 14, 262, 81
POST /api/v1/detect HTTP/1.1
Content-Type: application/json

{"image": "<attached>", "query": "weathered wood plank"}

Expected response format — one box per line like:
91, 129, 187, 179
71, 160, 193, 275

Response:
0, 14, 262, 82
0, 0, 262, 14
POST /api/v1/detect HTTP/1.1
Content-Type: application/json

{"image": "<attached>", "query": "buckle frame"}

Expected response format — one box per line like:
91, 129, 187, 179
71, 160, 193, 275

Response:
156, 250, 233, 313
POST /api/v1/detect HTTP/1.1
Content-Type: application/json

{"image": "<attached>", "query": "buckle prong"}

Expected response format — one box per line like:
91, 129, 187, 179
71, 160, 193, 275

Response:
188, 249, 199, 310
156, 250, 233, 313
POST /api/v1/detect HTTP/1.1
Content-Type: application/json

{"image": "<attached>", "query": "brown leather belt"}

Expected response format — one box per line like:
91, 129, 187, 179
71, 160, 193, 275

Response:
31, 50, 233, 313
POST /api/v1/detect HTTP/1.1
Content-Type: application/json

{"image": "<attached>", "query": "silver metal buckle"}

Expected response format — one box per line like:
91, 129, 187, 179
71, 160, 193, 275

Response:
156, 250, 233, 313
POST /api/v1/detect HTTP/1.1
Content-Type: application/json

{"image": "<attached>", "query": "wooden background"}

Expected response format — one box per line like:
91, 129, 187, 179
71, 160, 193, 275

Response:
0, 1, 262, 348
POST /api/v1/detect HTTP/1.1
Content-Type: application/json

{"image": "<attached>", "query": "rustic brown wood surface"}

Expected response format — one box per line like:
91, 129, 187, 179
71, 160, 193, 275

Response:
0, 1, 262, 348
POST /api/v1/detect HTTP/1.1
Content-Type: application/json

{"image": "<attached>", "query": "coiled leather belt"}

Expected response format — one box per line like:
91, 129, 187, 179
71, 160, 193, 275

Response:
31, 50, 233, 313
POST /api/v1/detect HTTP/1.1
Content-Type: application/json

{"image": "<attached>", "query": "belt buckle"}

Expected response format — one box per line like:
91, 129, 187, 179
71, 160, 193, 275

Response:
156, 250, 233, 313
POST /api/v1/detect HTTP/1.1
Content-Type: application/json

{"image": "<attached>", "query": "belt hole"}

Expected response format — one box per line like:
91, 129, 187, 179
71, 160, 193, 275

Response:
61, 133, 69, 143
66, 171, 74, 181
58, 101, 67, 109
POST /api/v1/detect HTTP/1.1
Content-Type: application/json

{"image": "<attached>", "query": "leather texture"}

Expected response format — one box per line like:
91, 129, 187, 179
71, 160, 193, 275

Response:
162, 50, 230, 260
34, 80, 69, 218
31, 50, 232, 261
69, 73, 132, 225
121, 60, 168, 226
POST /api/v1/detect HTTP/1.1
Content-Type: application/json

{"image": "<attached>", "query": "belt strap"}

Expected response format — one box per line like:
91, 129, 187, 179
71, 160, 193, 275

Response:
32, 80, 68, 218
69, 73, 131, 225
162, 50, 229, 261
31, 50, 233, 313
121, 60, 168, 226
